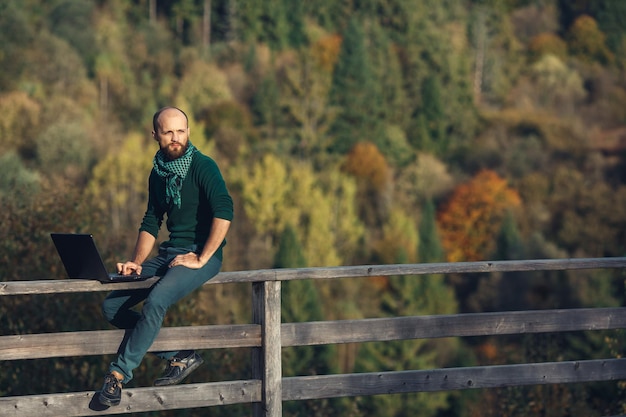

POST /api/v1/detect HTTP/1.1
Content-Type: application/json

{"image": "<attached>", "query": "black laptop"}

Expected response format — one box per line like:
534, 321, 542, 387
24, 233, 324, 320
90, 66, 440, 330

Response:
51, 233, 152, 283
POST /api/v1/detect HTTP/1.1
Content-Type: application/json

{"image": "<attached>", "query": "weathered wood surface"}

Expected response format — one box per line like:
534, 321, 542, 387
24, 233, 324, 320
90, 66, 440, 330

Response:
283, 358, 626, 400
4, 307, 626, 360
1, 258, 625, 416
3, 257, 625, 295
0, 380, 261, 417
0, 324, 260, 360
4, 359, 624, 417
252, 281, 282, 417
281, 307, 626, 346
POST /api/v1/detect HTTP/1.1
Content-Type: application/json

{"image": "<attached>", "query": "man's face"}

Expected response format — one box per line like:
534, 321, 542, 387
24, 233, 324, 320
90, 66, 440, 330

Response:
153, 109, 189, 161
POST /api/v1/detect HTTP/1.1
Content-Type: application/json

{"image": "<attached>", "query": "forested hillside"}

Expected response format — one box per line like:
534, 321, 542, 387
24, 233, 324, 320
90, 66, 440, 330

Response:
2, 0, 626, 415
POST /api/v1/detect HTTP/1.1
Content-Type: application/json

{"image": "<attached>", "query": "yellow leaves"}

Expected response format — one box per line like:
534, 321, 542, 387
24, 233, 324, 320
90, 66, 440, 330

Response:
231, 154, 290, 237
373, 207, 419, 264
0, 91, 40, 153
530, 55, 585, 103
230, 154, 364, 266
86, 132, 154, 232
438, 170, 521, 262
177, 61, 233, 114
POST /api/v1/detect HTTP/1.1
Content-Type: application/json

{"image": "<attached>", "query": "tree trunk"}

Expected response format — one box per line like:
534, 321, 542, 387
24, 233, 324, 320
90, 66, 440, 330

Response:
203, 0, 211, 50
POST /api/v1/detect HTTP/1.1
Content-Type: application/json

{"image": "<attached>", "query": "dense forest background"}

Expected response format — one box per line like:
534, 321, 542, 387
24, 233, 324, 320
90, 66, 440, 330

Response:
2, 0, 626, 415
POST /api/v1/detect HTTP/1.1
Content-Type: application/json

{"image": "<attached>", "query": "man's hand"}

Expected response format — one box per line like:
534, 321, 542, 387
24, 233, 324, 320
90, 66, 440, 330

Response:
169, 252, 206, 269
117, 261, 142, 276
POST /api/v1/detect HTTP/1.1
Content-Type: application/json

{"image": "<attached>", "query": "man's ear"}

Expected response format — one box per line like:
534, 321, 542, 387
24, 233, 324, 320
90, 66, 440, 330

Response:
151, 131, 157, 141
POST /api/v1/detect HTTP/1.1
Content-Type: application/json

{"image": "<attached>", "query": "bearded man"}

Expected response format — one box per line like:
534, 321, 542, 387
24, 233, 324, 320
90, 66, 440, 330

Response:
98, 107, 233, 407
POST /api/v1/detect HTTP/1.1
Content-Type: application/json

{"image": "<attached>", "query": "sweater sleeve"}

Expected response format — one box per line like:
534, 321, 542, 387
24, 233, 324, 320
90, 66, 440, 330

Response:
198, 154, 234, 222
139, 170, 165, 237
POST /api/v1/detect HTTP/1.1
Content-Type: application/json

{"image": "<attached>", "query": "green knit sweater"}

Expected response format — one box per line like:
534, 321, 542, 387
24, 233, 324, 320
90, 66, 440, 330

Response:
140, 151, 233, 260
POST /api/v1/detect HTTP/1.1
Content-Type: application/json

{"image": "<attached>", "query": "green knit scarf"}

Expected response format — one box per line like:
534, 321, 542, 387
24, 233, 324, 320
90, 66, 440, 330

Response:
153, 142, 197, 208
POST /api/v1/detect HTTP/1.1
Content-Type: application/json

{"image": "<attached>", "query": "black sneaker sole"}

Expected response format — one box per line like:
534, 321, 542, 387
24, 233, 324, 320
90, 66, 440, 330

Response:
99, 391, 121, 407
154, 356, 204, 386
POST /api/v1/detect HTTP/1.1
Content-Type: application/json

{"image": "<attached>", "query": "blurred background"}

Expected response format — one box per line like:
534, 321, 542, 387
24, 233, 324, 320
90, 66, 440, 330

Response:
1, 0, 626, 415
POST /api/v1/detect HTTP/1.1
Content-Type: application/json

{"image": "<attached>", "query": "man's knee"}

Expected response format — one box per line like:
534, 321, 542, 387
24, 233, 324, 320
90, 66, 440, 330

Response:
101, 298, 118, 323
142, 297, 170, 322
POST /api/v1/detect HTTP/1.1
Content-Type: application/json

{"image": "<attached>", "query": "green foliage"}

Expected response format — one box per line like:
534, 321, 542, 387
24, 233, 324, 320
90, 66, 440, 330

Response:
354, 273, 459, 417
35, 121, 93, 176
274, 223, 307, 269
0, 151, 40, 203
2, 1, 626, 414
48, 0, 97, 72
0, 0, 35, 91
230, 154, 365, 266
177, 60, 233, 116
418, 199, 445, 263
329, 18, 383, 153
592, 0, 626, 53
567, 14, 614, 64
0, 91, 41, 154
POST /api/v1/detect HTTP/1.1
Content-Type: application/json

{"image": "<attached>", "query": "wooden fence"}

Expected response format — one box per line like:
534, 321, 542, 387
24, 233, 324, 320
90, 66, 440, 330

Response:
1, 257, 626, 416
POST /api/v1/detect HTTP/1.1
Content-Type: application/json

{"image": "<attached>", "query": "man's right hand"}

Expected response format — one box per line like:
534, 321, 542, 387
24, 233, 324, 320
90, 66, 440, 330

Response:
117, 261, 142, 276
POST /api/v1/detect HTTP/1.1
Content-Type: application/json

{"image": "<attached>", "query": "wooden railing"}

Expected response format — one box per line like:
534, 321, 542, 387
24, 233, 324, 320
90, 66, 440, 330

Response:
1, 257, 626, 416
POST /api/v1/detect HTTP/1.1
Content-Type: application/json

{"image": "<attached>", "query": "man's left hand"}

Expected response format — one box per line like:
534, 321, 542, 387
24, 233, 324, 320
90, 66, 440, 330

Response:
169, 252, 206, 269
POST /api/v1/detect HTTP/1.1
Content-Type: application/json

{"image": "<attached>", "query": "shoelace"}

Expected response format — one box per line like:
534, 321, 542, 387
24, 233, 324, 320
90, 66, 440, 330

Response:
163, 359, 187, 376
104, 375, 121, 393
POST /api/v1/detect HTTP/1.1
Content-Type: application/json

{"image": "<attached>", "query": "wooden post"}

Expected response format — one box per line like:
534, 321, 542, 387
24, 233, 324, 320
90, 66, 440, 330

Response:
252, 281, 282, 417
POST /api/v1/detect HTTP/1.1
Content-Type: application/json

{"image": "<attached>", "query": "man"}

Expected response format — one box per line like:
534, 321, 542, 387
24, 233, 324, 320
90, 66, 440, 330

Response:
98, 107, 233, 406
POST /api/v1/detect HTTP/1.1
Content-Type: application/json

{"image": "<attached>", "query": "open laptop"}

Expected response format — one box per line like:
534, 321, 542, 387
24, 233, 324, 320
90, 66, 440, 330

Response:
51, 233, 153, 283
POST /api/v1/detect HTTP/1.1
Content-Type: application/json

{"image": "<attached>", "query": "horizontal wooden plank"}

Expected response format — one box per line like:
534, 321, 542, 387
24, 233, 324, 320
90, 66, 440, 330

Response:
2, 257, 625, 295
0, 324, 260, 360
0, 380, 261, 417
4, 359, 623, 416
282, 307, 626, 346
4, 308, 625, 360
283, 358, 626, 400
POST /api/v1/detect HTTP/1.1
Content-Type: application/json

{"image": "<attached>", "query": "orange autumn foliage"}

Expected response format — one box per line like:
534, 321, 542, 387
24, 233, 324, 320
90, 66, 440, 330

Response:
342, 141, 390, 192
437, 170, 521, 262
311, 34, 342, 73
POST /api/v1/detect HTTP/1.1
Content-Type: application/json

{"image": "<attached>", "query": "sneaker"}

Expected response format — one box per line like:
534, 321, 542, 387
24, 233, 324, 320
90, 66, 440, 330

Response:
154, 351, 204, 386
99, 372, 123, 406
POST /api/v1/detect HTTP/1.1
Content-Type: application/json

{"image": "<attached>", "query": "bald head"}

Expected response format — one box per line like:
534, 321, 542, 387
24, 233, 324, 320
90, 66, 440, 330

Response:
152, 107, 190, 160
152, 107, 189, 133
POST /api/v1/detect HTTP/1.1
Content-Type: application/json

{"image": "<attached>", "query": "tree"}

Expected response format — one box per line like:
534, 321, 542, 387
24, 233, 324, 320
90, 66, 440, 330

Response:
438, 170, 522, 262
0, 0, 34, 91
48, 0, 97, 72
0, 91, 41, 156
591, 0, 626, 53
85, 132, 153, 237
329, 17, 383, 153
528, 32, 568, 61
354, 251, 459, 417
373, 207, 419, 264
342, 141, 392, 227
276, 43, 337, 160
230, 154, 365, 266
0, 151, 40, 204
416, 75, 447, 155
418, 199, 444, 263
275, 224, 339, 415
567, 14, 614, 64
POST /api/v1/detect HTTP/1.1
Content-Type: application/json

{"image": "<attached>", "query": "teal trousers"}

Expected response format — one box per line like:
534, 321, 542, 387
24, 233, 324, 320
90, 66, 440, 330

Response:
101, 245, 221, 383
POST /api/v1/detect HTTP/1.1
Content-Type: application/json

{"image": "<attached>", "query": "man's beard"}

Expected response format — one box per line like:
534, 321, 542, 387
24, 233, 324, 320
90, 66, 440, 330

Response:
162, 141, 189, 161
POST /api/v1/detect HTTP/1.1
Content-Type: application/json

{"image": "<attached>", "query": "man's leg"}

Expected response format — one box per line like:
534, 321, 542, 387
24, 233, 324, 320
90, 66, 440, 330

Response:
108, 251, 222, 384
